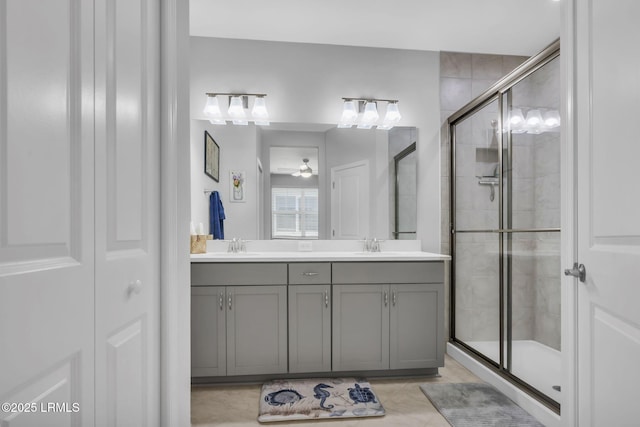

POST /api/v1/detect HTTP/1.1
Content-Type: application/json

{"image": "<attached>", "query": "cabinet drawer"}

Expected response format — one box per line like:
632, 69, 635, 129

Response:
191, 263, 287, 286
288, 263, 331, 284
332, 261, 444, 284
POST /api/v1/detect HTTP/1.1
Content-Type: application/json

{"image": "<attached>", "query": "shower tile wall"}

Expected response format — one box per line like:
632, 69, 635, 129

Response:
440, 52, 528, 342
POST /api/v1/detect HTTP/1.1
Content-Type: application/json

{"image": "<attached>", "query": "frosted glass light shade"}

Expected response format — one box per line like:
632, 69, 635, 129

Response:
380, 102, 401, 130
509, 108, 525, 125
251, 96, 270, 126
543, 110, 561, 128
384, 102, 401, 123
228, 96, 247, 120
338, 100, 358, 128
525, 109, 543, 126
361, 101, 379, 123
203, 96, 226, 124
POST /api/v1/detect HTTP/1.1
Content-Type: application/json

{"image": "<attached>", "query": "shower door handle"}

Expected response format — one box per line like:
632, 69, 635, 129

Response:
564, 263, 586, 283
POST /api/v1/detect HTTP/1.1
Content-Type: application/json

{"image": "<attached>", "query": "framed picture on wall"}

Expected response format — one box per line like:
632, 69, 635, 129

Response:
230, 170, 245, 202
204, 131, 219, 182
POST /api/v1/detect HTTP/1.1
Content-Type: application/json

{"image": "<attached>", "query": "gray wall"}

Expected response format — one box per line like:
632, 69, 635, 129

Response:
190, 121, 258, 239
190, 37, 442, 252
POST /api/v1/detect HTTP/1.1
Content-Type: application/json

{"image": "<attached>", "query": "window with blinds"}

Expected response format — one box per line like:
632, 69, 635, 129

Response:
271, 187, 319, 239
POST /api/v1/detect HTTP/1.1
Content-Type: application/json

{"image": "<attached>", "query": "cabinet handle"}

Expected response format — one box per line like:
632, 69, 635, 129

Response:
219, 292, 224, 310
384, 291, 388, 306
324, 289, 329, 308
228, 294, 232, 310
392, 291, 397, 306
303, 272, 319, 277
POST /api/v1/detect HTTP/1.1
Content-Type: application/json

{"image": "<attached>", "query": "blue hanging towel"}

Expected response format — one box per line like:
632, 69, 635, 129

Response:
209, 191, 225, 239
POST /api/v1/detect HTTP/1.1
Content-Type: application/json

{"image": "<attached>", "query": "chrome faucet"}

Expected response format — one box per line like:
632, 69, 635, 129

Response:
227, 237, 246, 253
362, 237, 384, 252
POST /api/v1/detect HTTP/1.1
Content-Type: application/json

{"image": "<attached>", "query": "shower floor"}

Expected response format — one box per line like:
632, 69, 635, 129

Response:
465, 340, 561, 402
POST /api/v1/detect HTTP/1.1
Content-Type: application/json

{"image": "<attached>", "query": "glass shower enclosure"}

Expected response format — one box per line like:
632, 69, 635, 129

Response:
449, 41, 561, 411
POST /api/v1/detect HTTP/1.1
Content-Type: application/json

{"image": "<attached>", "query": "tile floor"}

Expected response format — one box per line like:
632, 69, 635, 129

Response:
191, 354, 482, 426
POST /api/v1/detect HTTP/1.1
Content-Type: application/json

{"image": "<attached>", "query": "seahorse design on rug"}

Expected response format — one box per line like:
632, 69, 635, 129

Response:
313, 383, 334, 410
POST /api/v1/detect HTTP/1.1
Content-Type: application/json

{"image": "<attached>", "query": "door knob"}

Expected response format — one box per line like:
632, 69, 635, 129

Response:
128, 279, 143, 295
564, 263, 586, 283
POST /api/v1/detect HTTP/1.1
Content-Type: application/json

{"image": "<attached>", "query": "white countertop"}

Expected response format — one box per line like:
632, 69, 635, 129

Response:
190, 251, 450, 263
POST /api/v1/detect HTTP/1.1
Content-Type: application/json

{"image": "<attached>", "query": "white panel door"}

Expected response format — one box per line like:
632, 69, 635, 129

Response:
574, 0, 640, 425
0, 0, 95, 426
331, 160, 370, 239
94, 0, 160, 425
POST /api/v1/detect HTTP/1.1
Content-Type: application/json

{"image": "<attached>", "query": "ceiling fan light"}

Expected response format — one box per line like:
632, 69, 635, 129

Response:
298, 158, 313, 178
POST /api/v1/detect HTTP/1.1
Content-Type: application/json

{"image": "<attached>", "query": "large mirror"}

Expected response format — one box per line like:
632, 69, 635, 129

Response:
258, 124, 417, 240
194, 121, 417, 241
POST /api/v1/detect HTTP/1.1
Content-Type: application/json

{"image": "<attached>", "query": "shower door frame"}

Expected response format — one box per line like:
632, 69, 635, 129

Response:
393, 141, 417, 239
448, 39, 561, 413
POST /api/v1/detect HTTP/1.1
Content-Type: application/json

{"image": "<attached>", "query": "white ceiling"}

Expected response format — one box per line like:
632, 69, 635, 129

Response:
190, 0, 561, 56
270, 146, 319, 175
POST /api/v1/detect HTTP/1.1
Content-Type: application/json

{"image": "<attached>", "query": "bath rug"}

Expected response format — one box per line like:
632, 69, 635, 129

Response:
420, 382, 544, 427
258, 377, 385, 423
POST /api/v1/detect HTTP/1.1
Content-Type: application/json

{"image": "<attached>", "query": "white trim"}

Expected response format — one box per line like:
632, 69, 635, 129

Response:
560, 0, 578, 426
447, 343, 561, 427
160, 0, 191, 425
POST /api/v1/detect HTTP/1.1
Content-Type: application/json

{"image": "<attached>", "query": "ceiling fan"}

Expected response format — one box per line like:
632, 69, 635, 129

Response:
291, 158, 313, 178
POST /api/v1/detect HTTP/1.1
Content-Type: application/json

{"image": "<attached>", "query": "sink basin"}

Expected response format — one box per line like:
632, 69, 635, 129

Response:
353, 251, 398, 255
207, 252, 263, 256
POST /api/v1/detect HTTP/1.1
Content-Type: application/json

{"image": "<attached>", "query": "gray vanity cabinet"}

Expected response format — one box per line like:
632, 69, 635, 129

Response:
226, 285, 288, 376
191, 286, 226, 377
332, 284, 390, 371
332, 262, 445, 372
190, 263, 288, 377
288, 263, 332, 373
288, 285, 331, 372
191, 285, 288, 377
389, 283, 443, 369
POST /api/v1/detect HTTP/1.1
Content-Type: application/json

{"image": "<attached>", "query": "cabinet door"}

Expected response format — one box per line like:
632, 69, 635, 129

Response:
332, 284, 390, 371
191, 287, 226, 376
226, 285, 288, 375
289, 285, 331, 373
390, 283, 444, 369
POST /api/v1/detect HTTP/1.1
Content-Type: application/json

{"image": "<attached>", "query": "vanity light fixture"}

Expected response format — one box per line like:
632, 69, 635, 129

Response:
506, 107, 560, 134
338, 98, 401, 130
203, 93, 270, 126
